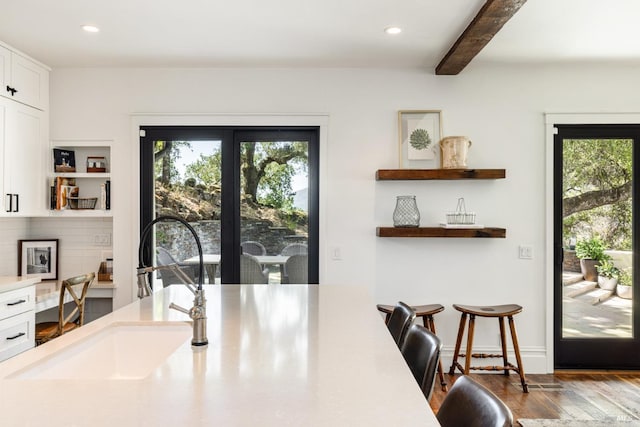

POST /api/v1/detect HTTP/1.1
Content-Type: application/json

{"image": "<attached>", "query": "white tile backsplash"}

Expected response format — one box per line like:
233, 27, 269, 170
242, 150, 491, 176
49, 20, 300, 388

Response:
0, 217, 113, 280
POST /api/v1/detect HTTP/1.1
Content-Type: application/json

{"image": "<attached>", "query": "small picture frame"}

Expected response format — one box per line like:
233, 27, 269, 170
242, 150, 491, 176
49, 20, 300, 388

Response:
18, 239, 58, 280
398, 110, 442, 168
87, 156, 107, 173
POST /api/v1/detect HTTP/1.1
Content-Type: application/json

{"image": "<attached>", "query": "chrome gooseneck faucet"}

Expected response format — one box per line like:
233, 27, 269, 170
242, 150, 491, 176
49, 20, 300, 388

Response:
137, 215, 208, 347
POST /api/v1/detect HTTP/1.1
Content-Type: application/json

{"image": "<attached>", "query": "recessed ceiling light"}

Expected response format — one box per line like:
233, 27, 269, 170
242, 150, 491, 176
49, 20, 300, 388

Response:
384, 26, 402, 35
82, 25, 100, 33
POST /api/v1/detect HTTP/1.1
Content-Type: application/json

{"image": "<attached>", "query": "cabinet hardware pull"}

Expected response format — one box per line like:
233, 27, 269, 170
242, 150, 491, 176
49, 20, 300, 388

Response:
6, 332, 25, 340
6, 85, 17, 96
6, 299, 26, 306
6, 194, 11, 212
13, 194, 18, 212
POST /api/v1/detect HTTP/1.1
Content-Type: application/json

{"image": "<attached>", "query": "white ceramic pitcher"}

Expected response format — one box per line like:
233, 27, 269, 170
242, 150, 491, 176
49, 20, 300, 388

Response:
439, 136, 472, 169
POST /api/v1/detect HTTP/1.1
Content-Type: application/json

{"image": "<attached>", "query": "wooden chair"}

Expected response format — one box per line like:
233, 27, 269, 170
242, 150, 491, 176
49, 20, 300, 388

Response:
400, 324, 442, 401
385, 301, 415, 347
35, 272, 95, 345
436, 375, 513, 427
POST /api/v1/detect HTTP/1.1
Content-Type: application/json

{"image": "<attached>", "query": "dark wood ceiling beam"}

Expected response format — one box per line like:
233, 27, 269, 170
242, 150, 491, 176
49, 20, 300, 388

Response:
435, 0, 527, 75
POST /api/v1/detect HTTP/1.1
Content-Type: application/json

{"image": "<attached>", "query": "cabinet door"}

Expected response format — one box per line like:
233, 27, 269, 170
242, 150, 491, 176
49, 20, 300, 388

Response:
3, 101, 45, 215
10, 52, 48, 111
0, 46, 9, 98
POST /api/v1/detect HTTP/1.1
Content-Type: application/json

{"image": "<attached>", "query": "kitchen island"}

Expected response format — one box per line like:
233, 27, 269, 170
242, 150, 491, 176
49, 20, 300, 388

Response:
0, 285, 439, 426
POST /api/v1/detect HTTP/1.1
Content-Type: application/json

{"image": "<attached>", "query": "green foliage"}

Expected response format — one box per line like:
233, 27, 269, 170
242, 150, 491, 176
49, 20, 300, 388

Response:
563, 138, 632, 250
185, 149, 222, 186
595, 259, 620, 279
618, 269, 632, 286
258, 161, 295, 210
575, 236, 609, 261
154, 140, 192, 185
409, 128, 431, 150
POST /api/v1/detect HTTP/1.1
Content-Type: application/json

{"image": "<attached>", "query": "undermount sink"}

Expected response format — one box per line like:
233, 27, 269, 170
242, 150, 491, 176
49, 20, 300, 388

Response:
7, 322, 192, 380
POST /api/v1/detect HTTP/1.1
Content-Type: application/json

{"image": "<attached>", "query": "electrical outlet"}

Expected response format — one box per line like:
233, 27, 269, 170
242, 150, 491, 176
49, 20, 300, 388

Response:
331, 246, 342, 260
518, 245, 533, 259
94, 234, 111, 246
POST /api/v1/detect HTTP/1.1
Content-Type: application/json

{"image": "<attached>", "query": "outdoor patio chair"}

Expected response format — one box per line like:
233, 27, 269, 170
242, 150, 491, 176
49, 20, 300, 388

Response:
281, 254, 308, 284
156, 247, 198, 287
240, 241, 267, 256
240, 254, 269, 284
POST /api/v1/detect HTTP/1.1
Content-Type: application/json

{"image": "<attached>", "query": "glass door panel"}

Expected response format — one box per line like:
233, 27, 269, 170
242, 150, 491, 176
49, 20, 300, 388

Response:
554, 124, 640, 369
238, 139, 310, 284
152, 139, 222, 286
561, 138, 633, 338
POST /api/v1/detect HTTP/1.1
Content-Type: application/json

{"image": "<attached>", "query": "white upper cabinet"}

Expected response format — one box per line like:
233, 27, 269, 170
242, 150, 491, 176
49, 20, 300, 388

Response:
0, 98, 46, 216
0, 44, 49, 111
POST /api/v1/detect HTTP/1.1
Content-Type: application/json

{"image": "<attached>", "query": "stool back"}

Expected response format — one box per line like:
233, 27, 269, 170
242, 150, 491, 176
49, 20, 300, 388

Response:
386, 301, 415, 347
436, 375, 513, 427
400, 324, 442, 401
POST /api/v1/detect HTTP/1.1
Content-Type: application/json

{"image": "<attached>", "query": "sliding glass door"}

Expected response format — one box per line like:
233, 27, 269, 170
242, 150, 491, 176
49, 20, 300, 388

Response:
140, 126, 319, 286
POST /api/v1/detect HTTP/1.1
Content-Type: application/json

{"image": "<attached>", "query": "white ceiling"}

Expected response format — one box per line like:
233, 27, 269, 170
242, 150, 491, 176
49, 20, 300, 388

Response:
1, 0, 640, 70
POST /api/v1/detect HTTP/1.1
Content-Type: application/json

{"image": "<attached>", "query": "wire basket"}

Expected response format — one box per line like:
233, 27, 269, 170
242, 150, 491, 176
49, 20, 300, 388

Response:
67, 197, 97, 210
446, 198, 476, 225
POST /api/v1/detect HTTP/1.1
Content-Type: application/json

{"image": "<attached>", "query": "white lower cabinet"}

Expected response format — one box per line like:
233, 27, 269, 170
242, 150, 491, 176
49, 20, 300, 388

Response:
0, 285, 35, 362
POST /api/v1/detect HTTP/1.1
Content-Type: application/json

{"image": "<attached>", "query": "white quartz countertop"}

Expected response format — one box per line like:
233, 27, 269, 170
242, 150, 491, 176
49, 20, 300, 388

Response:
0, 285, 439, 426
0, 276, 41, 293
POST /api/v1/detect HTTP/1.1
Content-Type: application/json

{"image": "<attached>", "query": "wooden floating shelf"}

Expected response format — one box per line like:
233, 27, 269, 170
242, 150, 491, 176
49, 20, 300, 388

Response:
375, 168, 506, 180
376, 227, 506, 238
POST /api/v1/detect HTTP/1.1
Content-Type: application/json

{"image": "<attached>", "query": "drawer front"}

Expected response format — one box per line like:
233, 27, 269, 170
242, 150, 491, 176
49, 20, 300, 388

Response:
0, 285, 35, 320
0, 310, 35, 361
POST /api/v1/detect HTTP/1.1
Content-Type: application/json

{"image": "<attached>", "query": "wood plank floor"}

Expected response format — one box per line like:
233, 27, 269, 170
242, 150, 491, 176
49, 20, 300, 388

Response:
429, 372, 640, 423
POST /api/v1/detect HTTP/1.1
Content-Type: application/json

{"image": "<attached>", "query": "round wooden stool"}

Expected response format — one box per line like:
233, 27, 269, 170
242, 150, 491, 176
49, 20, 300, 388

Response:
448, 304, 528, 393
377, 303, 447, 392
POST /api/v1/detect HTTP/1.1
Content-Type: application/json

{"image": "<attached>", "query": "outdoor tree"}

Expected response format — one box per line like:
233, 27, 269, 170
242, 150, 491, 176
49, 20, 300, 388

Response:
242, 141, 307, 207
563, 138, 632, 249
154, 140, 192, 186
184, 141, 307, 210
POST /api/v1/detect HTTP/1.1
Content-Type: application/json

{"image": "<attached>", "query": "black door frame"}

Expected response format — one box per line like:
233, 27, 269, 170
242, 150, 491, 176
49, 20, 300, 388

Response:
554, 124, 640, 369
140, 125, 320, 284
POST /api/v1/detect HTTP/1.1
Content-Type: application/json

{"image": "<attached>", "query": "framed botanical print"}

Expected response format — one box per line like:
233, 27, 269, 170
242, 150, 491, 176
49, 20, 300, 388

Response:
398, 110, 442, 168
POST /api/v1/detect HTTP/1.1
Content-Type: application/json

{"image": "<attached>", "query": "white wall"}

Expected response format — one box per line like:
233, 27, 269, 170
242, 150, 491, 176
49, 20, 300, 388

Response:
48, 63, 640, 372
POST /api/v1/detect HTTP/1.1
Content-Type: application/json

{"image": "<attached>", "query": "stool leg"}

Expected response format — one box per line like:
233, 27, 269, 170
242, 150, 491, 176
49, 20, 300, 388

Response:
425, 315, 447, 392
498, 316, 509, 376
464, 314, 476, 375
449, 313, 467, 375
508, 315, 529, 393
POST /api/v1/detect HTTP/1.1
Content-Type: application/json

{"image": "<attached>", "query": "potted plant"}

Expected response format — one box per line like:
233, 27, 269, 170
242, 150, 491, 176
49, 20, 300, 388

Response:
617, 269, 633, 299
596, 259, 619, 291
575, 236, 609, 282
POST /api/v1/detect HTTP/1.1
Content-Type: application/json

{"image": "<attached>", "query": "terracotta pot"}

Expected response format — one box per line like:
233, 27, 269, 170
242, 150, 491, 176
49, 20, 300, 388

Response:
580, 259, 599, 282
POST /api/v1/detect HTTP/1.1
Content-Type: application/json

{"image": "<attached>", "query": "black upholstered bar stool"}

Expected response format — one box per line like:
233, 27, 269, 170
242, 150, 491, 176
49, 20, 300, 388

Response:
377, 303, 447, 392
448, 304, 528, 393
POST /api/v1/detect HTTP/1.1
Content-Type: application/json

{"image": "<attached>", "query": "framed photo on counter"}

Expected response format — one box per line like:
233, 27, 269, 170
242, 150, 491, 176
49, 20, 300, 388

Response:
18, 239, 58, 280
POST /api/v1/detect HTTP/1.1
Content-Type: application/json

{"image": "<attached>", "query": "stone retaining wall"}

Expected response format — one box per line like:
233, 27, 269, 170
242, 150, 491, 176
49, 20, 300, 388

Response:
156, 220, 307, 260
